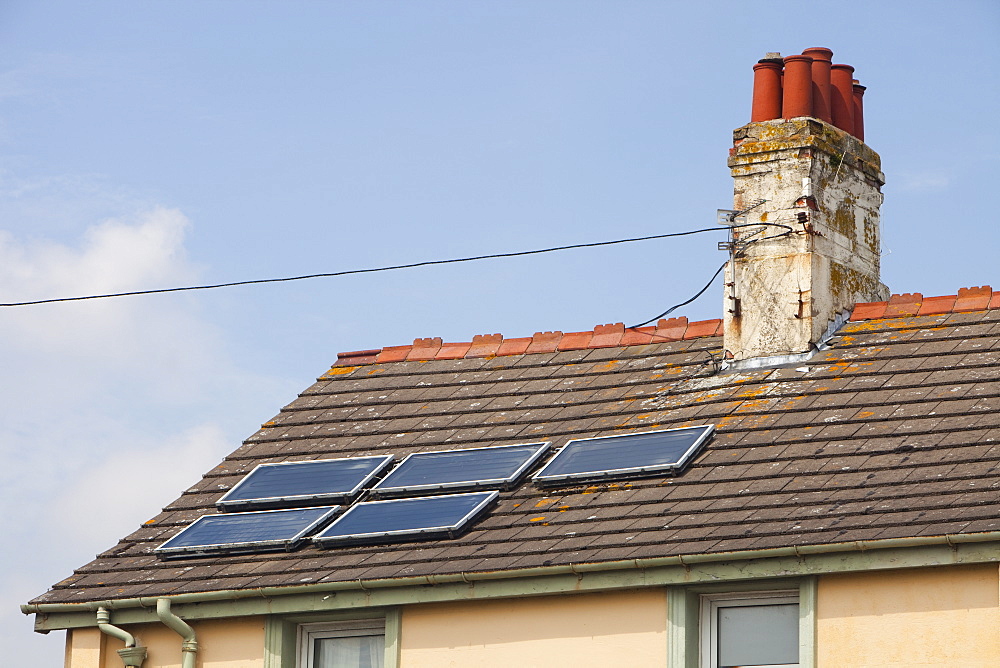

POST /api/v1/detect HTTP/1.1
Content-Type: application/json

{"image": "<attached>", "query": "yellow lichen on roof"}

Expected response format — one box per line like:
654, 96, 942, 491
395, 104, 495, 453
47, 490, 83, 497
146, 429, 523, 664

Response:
323, 366, 358, 376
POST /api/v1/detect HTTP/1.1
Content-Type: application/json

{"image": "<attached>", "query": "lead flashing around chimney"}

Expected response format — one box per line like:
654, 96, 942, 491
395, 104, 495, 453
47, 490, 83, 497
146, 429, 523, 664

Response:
720, 309, 850, 373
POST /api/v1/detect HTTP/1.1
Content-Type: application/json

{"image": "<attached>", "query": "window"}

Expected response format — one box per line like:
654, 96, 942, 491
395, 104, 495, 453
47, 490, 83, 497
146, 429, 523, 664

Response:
298, 619, 385, 668
699, 592, 799, 668
668, 580, 814, 668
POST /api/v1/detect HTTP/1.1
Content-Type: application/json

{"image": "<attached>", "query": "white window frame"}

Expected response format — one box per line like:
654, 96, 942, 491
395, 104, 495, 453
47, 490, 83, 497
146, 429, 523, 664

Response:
297, 618, 386, 668
699, 590, 800, 668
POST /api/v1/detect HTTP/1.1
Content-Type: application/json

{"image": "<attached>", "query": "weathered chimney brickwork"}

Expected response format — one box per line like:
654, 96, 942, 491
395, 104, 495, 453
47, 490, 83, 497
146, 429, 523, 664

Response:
724, 48, 888, 363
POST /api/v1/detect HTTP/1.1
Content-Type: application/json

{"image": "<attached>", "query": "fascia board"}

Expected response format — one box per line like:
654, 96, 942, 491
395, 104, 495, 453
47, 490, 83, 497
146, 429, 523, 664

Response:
28, 534, 1000, 633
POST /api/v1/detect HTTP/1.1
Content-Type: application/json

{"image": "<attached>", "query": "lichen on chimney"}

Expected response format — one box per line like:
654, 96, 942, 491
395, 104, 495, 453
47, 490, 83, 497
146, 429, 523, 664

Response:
722, 116, 888, 364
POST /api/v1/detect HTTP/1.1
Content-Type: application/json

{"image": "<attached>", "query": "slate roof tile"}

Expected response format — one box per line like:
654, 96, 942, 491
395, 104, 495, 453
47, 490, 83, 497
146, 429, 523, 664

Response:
29, 303, 1000, 604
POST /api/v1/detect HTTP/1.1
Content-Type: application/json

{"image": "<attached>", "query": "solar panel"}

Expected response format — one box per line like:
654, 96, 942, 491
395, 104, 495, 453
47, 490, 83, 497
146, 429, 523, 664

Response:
532, 425, 715, 487
369, 442, 549, 498
155, 506, 340, 558
216, 455, 394, 510
313, 491, 498, 547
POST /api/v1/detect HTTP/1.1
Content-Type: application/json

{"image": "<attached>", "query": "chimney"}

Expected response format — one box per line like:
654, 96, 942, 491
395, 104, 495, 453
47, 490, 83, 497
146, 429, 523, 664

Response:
724, 47, 888, 365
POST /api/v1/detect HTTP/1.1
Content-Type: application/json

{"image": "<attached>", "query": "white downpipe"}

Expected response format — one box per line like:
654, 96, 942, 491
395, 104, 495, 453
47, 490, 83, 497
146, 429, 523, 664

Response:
156, 598, 197, 668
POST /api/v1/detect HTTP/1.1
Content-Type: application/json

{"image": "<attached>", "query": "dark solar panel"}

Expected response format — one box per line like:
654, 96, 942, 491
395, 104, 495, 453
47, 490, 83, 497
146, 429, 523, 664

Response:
155, 506, 340, 558
369, 443, 549, 498
216, 455, 394, 510
532, 425, 715, 486
313, 491, 498, 547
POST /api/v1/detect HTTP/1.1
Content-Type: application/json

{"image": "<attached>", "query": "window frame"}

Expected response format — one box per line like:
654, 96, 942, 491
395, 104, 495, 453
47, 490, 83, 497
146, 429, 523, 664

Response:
698, 590, 800, 668
264, 608, 400, 668
297, 618, 386, 668
666, 577, 816, 668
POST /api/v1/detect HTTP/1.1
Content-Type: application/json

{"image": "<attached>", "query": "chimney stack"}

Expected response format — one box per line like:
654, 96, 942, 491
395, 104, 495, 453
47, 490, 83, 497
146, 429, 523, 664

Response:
725, 48, 888, 365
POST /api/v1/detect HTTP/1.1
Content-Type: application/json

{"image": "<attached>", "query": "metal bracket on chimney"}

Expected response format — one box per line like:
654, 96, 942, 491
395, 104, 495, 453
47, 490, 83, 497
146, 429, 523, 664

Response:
717, 199, 767, 254
717, 198, 767, 225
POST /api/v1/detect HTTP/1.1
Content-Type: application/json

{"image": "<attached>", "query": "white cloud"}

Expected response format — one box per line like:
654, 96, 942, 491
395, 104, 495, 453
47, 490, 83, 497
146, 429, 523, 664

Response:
44, 422, 231, 544
0, 207, 234, 400
0, 206, 285, 666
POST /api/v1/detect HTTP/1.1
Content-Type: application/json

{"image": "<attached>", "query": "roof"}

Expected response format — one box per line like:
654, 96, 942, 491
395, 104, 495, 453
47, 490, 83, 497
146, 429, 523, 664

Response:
31, 285, 1000, 605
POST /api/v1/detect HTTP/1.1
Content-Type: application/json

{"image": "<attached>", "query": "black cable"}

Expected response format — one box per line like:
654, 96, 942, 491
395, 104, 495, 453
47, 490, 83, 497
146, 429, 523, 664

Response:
626, 224, 795, 329
0, 222, 793, 307
628, 261, 728, 329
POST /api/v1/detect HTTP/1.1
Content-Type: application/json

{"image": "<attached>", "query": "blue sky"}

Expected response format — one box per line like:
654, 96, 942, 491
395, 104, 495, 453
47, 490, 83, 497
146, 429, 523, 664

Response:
1, 1, 998, 664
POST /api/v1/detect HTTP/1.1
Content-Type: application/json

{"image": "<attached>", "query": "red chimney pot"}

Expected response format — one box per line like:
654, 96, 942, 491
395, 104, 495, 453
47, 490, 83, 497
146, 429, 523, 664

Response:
802, 47, 833, 124
782, 54, 814, 119
830, 64, 856, 136
852, 81, 866, 142
751, 61, 783, 122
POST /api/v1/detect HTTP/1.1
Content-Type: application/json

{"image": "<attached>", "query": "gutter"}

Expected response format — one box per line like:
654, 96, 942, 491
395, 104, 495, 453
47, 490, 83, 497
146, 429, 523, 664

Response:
21, 530, 1000, 616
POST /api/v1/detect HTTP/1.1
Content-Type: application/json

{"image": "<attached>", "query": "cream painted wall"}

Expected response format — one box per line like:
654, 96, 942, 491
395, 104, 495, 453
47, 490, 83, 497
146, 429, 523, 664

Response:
66, 616, 265, 668
817, 564, 1000, 668
66, 628, 103, 668
399, 589, 667, 668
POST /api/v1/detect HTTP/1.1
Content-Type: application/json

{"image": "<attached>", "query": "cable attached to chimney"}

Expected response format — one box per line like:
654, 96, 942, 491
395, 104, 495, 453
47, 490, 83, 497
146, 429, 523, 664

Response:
627, 226, 794, 329
628, 262, 728, 329
0, 222, 794, 308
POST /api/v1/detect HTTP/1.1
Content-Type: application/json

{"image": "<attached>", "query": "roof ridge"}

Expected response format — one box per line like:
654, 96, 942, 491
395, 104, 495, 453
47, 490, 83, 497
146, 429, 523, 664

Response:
331, 316, 722, 368
851, 285, 997, 320
331, 285, 998, 369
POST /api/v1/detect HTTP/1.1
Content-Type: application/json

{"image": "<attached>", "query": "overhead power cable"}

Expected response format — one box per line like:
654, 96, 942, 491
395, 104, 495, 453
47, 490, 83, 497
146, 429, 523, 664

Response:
0, 222, 793, 308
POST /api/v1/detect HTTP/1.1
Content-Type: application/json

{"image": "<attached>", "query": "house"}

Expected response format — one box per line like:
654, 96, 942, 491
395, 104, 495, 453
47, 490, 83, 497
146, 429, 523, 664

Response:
23, 47, 1000, 668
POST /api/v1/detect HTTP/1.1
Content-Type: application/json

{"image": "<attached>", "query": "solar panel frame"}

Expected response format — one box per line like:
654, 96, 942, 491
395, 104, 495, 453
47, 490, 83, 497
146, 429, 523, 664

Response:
215, 455, 394, 511
368, 442, 550, 499
155, 506, 341, 559
531, 425, 715, 487
312, 491, 499, 547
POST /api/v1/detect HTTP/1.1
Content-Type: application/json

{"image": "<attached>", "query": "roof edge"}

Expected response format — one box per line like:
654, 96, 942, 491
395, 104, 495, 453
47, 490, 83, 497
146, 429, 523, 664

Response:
22, 530, 1000, 618
329, 284, 997, 370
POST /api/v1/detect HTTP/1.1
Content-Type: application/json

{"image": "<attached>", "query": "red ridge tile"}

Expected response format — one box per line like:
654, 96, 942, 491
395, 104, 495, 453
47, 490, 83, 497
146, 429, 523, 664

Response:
496, 337, 531, 356
334, 349, 381, 367
917, 295, 956, 316
340, 285, 995, 366
407, 337, 443, 361
954, 286, 993, 312
526, 331, 563, 354
620, 326, 655, 346
653, 317, 688, 342
850, 301, 888, 321
465, 334, 503, 358
436, 341, 472, 360
376, 345, 412, 363
557, 331, 593, 351
590, 323, 625, 348
885, 293, 923, 317
684, 319, 723, 340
